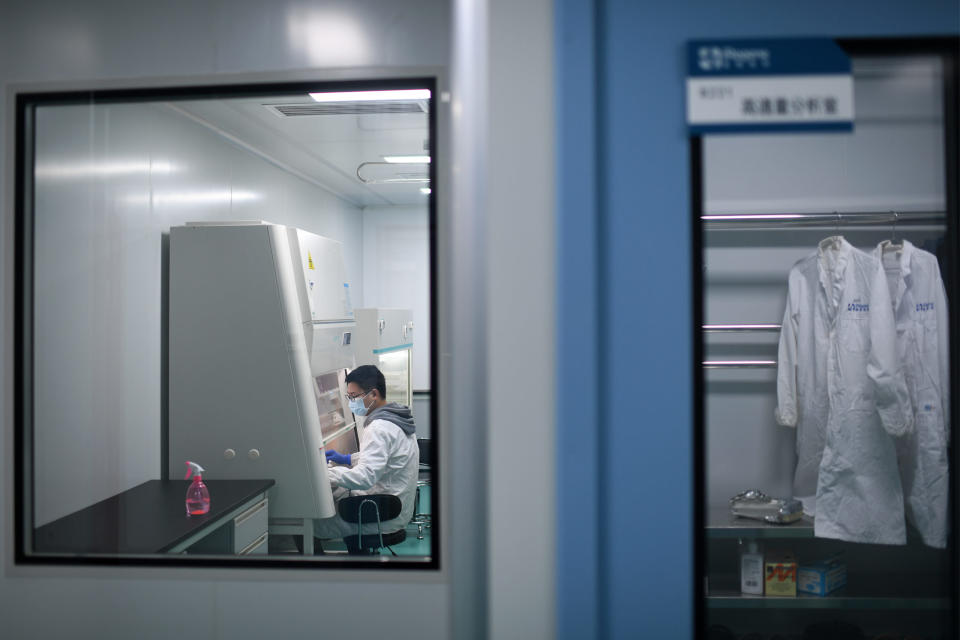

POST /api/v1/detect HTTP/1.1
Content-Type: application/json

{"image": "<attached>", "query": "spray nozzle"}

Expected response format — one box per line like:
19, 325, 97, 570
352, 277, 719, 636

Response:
184, 461, 205, 480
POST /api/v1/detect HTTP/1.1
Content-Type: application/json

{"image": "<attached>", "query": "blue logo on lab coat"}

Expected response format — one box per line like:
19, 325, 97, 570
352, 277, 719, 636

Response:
847, 302, 869, 312
916, 302, 935, 312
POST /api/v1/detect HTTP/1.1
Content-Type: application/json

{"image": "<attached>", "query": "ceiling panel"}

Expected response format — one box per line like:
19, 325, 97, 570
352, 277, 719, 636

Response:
173, 94, 431, 207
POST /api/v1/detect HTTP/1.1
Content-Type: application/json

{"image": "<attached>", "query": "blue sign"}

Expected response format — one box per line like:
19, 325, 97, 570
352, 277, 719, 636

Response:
687, 38, 854, 134
688, 38, 851, 77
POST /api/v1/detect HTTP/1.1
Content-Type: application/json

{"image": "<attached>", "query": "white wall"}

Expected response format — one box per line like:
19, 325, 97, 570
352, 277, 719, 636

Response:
362, 205, 431, 390
705, 57, 945, 215
32, 101, 363, 526
703, 56, 947, 507
485, 0, 556, 638
1, 2, 466, 639
4, 0, 558, 637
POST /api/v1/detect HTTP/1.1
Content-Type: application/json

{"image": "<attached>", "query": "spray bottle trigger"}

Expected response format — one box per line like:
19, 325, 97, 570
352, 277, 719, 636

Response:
184, 460, 204, 480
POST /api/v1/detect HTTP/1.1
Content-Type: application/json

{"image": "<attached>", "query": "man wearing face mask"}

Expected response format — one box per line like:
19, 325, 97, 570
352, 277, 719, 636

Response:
313, 364, 419, 552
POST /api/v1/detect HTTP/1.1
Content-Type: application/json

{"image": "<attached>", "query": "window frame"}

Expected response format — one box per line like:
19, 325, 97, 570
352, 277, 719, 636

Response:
691, 36, 960, 635
14, 76, 441, 570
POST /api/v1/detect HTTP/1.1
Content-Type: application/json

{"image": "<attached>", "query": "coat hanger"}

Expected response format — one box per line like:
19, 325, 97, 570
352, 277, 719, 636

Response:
885, 211, 903, 252
831, 213, 843, 247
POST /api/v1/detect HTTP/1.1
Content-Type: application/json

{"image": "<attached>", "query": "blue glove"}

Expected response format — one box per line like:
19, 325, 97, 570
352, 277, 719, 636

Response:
325, 449, 351, 466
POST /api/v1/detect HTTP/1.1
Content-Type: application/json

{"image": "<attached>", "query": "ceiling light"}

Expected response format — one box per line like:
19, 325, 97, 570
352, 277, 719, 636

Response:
383, 155, 431, 164
420, 188, 432, 195
309, 89, 431, 103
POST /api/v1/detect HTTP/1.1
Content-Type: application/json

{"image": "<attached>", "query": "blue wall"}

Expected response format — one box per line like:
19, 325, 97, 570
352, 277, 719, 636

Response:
556, 1, 959, 637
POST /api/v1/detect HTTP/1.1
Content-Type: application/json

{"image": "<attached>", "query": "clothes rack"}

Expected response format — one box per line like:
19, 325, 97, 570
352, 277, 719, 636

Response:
703, 324, 780, 332
702, 210, 948, 368
702, 210, 944, 229
703, 360, 777, 369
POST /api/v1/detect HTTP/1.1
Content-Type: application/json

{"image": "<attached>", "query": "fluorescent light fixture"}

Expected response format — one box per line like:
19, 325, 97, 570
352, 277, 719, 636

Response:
420, 188, 432, 195
383, 155, 431, 164
309, 89, 430, 103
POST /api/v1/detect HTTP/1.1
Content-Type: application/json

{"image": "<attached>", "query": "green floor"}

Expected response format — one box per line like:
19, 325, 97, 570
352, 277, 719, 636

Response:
267, 484, 432, 558
319, 486, 431, 556
395, 484, 432, 556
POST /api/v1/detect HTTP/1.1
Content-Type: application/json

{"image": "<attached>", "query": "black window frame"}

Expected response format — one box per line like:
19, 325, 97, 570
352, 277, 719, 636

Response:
691, 36, 960, 635
14, 76, 441, 570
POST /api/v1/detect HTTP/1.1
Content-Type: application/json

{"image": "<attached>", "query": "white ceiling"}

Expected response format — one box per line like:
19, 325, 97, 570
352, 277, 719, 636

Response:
173, 93, 431, 208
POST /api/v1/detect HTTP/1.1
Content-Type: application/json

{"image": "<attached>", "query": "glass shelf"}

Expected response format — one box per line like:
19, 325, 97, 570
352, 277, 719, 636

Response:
706, 507, 814, 538
707, 589, 949, 610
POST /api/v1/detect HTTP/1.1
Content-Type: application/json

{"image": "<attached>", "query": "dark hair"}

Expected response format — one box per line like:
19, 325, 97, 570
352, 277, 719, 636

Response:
345, 364, 387, 399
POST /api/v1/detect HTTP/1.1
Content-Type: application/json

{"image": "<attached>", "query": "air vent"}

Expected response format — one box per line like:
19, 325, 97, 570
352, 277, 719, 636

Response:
265, 101, 428, 117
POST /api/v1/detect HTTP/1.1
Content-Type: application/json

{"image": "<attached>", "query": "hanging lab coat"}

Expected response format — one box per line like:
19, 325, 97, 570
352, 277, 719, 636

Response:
875, 240, 950, 548
776, 236, 912, 545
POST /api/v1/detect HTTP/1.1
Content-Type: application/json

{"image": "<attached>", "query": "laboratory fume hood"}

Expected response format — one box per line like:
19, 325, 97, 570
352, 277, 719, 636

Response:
168, 221, 359, 551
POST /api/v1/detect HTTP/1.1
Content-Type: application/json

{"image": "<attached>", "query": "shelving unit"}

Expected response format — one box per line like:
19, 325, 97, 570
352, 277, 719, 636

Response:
702, 211, 952, 622
706, 508, 813, 539
705, 509, 951, 613
707, 590, 949, 611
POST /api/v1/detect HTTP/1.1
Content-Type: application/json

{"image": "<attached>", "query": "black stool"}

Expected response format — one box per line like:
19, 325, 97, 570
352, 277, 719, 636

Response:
338, 494, 405, 555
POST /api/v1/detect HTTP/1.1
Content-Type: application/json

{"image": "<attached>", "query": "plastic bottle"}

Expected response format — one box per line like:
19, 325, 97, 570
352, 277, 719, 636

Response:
184, 461, 211, 516
740, 538, 764, 595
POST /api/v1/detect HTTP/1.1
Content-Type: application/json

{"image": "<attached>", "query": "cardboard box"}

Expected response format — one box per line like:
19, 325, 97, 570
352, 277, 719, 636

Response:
797, 556, 847, 597
764, 551, 797, 597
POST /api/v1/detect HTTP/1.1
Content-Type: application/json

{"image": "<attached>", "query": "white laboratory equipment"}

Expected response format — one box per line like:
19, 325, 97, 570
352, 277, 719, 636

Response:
353, 308, 414, 408
168, 221, 358, 552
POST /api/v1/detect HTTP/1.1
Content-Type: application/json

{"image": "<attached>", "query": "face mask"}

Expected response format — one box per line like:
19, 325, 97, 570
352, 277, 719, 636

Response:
349, 391, 370, 416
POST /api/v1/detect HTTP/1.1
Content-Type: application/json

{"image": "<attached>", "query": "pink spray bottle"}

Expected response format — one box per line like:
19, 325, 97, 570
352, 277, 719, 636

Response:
184, 461, 211, 516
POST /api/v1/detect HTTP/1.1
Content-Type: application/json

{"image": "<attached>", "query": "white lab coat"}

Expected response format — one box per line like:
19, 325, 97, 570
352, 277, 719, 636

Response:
314, 418, 419, 540
875, 239, 950, 548
776, 236, 912, 545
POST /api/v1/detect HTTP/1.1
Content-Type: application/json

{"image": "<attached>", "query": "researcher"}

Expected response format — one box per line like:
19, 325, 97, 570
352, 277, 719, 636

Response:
313, 364, 419, 553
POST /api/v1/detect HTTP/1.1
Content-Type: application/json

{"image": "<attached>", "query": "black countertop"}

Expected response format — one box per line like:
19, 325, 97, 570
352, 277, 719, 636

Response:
33, 479, 275, 554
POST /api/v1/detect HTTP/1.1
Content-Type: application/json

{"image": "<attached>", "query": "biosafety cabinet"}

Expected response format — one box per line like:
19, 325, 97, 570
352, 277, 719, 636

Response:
168, 222, 360, 545
353, 308, 414, 407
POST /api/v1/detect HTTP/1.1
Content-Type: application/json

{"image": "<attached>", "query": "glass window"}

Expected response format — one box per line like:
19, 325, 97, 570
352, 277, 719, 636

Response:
695, 42, 956, 636
17, 79, 437, 567
379, 350, 413, 408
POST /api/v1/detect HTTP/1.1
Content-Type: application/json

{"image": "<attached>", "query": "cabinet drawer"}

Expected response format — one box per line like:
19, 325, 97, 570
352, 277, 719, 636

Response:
238, 531, 268, 555
233, 497, 268, 553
